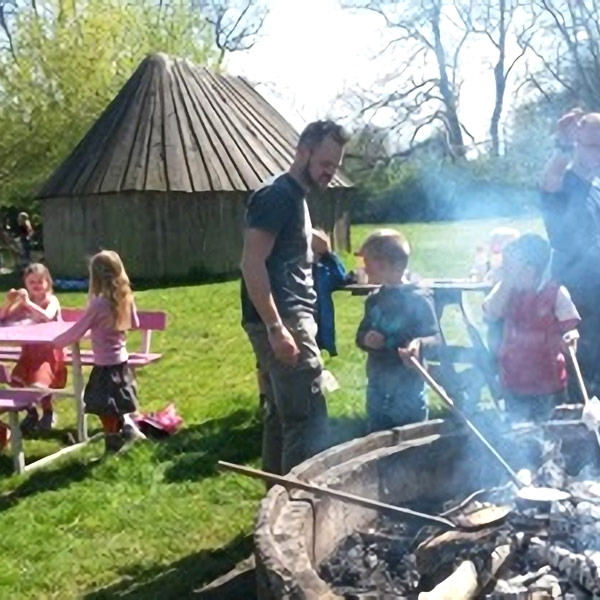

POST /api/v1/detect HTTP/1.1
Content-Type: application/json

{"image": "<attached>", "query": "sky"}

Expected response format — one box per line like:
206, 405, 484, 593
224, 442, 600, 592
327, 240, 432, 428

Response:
226, 0, 515, 145
227, 0, 384, 130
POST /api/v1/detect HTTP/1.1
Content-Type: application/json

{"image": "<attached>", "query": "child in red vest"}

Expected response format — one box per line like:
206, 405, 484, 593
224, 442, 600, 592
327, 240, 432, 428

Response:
483, 233, 580, 422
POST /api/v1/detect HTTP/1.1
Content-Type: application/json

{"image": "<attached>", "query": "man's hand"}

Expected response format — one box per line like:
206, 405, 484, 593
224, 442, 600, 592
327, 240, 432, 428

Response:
398, 339, 421, 368
268, 325, 300, 366
363, 330, 384, 350
557, 108, 585, 146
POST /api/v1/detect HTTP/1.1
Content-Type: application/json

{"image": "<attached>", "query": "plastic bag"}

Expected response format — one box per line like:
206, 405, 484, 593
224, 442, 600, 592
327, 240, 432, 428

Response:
133, 403, 183, 438
320, 369, 340, 394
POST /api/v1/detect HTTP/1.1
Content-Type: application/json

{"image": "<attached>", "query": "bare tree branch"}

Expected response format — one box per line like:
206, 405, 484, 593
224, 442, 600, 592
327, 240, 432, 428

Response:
194, 0, 268, 65
0, 0, 17, 63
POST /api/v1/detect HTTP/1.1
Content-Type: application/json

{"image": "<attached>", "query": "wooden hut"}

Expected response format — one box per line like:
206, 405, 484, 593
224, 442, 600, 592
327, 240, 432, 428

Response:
38, 53, 353, 279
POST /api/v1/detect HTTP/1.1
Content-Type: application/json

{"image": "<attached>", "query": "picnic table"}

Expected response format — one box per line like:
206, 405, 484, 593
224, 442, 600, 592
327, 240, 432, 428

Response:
341, 279, 498, 408
0, 310, 166, 473
0, 320, 89, 473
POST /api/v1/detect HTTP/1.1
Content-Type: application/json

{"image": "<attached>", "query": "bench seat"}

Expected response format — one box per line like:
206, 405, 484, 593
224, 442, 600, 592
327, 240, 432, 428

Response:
0, 389, 47, 412
0, 347, 162, 368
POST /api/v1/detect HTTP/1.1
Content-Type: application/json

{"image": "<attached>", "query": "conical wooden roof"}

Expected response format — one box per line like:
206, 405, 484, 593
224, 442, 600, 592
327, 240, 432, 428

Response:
39, 53, 351, 198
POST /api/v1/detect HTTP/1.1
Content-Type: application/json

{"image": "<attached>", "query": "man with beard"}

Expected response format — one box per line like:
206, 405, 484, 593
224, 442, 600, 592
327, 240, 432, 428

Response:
240, 120, 349, 475
541, 109, 600, 396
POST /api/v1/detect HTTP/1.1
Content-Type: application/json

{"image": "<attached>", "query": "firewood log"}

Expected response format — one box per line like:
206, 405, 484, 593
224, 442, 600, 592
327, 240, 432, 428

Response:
418, 560, 478, 600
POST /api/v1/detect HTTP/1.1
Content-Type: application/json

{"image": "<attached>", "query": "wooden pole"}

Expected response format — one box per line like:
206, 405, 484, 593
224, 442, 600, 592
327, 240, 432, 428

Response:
218, 460, 457, 530
409, 357, 523, 488
566, 343, 600, 452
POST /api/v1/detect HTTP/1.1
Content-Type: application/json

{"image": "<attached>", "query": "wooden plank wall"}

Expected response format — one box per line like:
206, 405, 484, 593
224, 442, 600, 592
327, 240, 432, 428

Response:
42, 191, 351, 279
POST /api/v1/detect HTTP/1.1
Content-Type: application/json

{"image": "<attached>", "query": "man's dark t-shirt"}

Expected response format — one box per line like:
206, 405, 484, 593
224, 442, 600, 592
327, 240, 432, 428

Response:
241, 174, 316, 325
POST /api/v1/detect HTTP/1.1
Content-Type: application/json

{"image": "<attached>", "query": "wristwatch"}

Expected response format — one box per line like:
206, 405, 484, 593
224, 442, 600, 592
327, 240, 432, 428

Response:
267, 322, 283, 335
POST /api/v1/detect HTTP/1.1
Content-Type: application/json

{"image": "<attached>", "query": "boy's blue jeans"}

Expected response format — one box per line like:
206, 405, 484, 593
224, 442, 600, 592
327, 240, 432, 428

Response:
366, 372, 426, 433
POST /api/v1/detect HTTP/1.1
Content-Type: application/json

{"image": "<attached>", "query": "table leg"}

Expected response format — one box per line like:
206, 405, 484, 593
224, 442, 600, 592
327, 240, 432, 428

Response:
71, 342, 86, 442
9, 411, 24, 474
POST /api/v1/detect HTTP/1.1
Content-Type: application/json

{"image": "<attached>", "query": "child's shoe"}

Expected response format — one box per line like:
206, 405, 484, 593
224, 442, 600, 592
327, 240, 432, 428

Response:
38, 410, 56, 432
122, 414, 146, 442
20, 409, 39, 436
104, 433, 125, 455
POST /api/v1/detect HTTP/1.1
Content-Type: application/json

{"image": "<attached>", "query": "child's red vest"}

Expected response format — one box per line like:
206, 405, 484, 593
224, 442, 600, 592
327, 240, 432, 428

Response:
498, 281, 566, 395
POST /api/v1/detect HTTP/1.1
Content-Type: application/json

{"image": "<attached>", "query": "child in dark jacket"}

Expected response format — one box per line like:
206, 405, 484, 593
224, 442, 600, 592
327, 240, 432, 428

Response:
312, 229, 354, 357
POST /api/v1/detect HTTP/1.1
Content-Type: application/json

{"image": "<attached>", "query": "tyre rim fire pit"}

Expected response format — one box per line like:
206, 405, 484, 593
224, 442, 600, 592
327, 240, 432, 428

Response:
254, 416, 600, 599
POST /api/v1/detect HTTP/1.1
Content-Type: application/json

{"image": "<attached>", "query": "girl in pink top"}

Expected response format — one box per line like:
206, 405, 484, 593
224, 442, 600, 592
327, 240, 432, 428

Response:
54, 251, 143, 453
0, 263, 67, 434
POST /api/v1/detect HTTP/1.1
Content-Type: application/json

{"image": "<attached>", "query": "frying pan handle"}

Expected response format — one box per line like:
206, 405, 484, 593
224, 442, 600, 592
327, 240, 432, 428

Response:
410, 357, 523, 488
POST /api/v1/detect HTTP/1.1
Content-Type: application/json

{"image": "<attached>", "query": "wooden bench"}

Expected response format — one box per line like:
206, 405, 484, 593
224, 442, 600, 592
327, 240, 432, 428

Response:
0, 389, 59, 473
0, 309, 167, 368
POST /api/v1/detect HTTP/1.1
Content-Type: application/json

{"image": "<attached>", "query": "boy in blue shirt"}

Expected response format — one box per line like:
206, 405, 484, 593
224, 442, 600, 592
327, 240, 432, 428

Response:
356, 229, 439, 432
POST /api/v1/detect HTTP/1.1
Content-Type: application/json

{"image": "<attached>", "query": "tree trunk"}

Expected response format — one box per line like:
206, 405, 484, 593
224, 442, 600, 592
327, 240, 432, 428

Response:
432, 3, 465, 156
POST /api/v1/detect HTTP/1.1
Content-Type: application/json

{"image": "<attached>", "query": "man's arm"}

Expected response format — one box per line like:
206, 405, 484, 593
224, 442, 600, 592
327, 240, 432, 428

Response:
540, 150, 571, 193
241, 228, 299, 365
540, 108, 584, 192
241, 228, 281, 328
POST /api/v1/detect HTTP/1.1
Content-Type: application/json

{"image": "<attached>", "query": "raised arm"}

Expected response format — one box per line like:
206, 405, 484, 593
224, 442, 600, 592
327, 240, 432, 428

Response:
483, 281, 513, 321
53, 301, 97, 348
540, 109, 583, 193
0, 290, 20, 320
24, 294, 60, 322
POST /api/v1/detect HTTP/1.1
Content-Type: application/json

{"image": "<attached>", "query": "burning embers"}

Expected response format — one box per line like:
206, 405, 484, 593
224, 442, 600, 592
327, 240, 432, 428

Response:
320, 437, 600, 599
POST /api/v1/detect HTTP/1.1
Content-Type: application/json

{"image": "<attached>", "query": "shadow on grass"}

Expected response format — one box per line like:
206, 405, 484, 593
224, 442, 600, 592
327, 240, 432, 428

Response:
162, 411, 369, 483
160, 409, 262, 483
84, 532, 254, 599
0, 458, 98, 513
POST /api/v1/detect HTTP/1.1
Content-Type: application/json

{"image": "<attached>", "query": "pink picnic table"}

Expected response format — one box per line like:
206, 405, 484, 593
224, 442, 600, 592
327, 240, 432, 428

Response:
0, 320, 88, 442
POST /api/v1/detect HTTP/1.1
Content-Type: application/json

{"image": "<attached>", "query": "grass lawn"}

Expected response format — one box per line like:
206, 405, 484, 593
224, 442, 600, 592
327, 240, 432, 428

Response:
0, 216, 542, 599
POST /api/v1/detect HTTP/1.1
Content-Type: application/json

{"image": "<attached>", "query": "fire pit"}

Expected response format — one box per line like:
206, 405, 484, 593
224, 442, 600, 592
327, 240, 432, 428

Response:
254, 416, 600, 599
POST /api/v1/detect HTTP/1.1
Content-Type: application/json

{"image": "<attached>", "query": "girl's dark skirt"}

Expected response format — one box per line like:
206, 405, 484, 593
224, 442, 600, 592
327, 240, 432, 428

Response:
84, 362, 138, 417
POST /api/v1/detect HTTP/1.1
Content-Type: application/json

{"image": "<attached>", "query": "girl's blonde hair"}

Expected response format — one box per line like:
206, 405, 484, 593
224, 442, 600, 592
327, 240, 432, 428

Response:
89, 250, 133, 330
23, 263, 53, 292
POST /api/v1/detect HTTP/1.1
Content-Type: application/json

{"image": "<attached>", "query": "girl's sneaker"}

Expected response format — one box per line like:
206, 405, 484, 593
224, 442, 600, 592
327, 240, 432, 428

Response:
20, 409, 39, 436
39, 411, 56, 432
122, 414, 147, 442
104, 433, 125, 454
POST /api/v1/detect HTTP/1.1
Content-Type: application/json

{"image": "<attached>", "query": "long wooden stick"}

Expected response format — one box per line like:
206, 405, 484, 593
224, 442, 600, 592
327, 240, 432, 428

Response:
409, 357, 523, 488
566, 344, 600, 451
218, 460, 457, 530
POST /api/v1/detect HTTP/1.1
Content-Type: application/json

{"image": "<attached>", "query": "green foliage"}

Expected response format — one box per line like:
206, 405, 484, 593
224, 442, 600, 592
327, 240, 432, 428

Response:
0, 0, 219, 210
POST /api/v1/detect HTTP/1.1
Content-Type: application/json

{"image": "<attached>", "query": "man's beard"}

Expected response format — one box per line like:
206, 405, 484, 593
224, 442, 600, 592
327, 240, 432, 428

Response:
301, 155, 320, 192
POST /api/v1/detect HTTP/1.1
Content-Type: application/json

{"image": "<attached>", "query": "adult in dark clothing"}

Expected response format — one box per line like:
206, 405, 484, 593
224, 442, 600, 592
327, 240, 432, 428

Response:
540, 109, 600, 395
17, 212, 33, 264
240, 120, 349, 475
